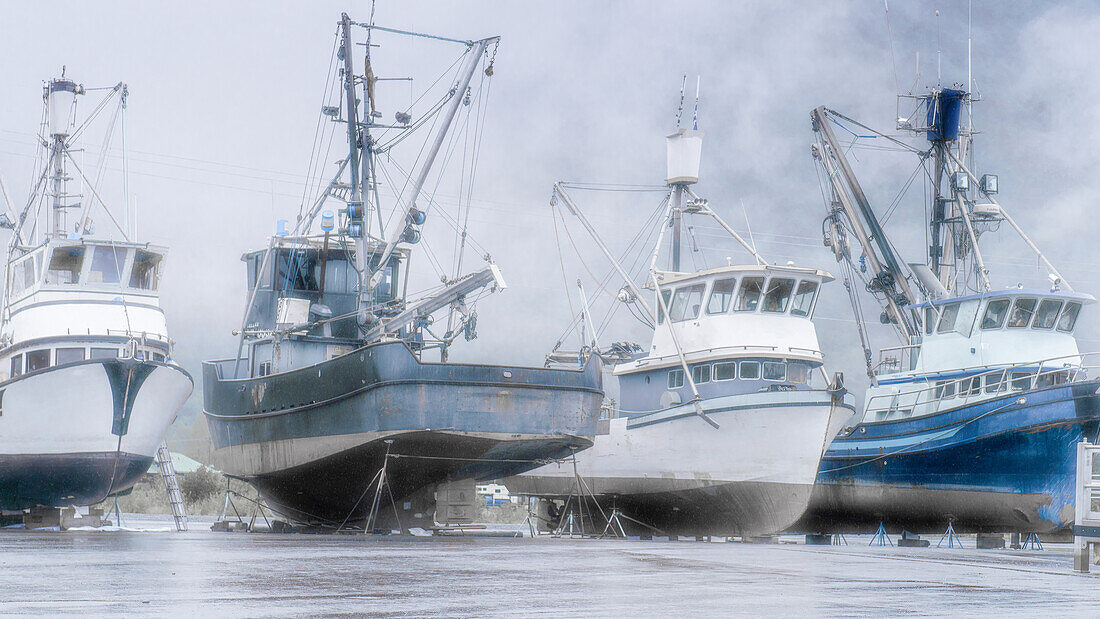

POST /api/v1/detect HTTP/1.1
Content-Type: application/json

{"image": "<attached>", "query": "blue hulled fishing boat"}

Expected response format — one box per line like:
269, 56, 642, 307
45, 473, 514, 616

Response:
794, 88, 1100, 535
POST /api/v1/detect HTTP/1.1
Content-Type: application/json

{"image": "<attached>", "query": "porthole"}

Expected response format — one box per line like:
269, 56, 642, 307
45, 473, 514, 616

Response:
502, 370, 513, 378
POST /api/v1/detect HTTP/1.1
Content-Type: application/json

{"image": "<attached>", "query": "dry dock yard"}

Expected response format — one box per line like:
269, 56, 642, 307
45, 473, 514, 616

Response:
1, 518, 1098, 616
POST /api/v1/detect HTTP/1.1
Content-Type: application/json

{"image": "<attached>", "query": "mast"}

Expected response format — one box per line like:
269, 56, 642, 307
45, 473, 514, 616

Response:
337, 13, 370, 321
46, 77, 81, 238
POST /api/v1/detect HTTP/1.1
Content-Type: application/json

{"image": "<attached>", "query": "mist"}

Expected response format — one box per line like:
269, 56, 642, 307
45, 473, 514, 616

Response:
2, 1, 1099, 456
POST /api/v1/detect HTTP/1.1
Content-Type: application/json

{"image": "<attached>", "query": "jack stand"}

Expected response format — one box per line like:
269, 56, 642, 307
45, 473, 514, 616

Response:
870, 522, 893, 546
522, 510, 537, 538
247, 499, 273, 532
562, 511, 579, 537
364, 440, 400, 534
111, 497, 124, 528
1021, 532, 1044, 551
600, 507, 628, 539
211, 481, 247, 532
937, 521, 963, 549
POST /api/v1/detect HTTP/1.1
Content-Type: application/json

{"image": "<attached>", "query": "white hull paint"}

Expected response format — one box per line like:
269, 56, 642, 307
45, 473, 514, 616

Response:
510, 390, 850, 536
0, 361, 193, 459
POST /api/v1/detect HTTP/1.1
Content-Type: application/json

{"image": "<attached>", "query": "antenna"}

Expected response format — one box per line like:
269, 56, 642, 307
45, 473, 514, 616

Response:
675, 74, 687, 128
936, 9, 942, 85
691, 75, 700, 130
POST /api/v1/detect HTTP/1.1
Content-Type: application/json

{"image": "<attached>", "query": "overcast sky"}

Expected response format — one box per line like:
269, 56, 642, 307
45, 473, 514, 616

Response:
3, 1, 1100, 444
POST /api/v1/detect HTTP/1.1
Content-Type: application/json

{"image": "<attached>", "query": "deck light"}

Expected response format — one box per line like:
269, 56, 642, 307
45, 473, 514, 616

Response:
980, 174, 998, 195
952, 171, 969, 191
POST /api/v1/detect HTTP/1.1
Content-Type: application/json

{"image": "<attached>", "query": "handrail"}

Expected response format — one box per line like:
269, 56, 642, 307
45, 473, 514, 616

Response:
865, 350, 1096, 413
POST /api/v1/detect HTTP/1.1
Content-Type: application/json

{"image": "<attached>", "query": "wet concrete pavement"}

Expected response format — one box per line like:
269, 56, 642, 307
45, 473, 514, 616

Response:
1, 518, 1098, 617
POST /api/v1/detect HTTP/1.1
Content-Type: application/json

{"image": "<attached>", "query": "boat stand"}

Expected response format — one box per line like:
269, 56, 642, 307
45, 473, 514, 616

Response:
364, 440, 401, 534
553, 450, 608, 537
937, 521, 964, 549
832, 533, 848, 546
111, 497, 124, 528
870, 522, 893, 546
600, 508, 628, 539
1021, 532, 1044, 550
522, 507, 538, 538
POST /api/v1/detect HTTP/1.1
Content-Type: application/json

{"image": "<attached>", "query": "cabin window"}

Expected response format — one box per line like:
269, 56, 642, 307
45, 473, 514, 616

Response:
657, 289, 672, 324
9, 260, 25, 294
691, 364, 711, 384
152, 352, 166, 362
1036, 371, 1067, 387
10, 354, 22, 377
936, 303, 961, 333
762, 361, 786, 381
739, 361, 760, 380
935, 380, 956, 400
1011, 371, 1033, 391
714, 362, 737, 381
1032, 300, 1062, 330
924, 307, 937, 335
735, 277, 764, 311
668, 368, 685, 389
963, 376, 982, 396
1057, 302, 1082, 333
788, 362, 810, 384
26, 350, 50, 372
706, 278, 736, 315
88, 246, 128, 284
762, 278, 794, 313
669, 284, 705, 322
984, 370, 1006, 393
790, 281, 819, 317
55, 348, 85, 364
21, 257, 36, 292
374, 265, 394, 300
90, 348, 118, 359
256, 361, 272, 377
1007, 298, 1037, 328
129, 250, 162, 290
275, 250, 321, 292
980, 299, 1010, 330
46, 246, 84, 284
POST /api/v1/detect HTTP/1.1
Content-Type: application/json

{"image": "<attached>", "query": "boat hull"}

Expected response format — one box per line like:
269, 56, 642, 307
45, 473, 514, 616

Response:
0, 359, 194, 510
507, 389, 853, 537
202, 341, 603, 526
793, 380, 1100, 534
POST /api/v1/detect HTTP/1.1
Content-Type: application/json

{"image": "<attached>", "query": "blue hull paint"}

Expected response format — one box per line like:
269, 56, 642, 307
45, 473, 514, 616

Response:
795, 380, 1100, 534
0, 452, 152, 511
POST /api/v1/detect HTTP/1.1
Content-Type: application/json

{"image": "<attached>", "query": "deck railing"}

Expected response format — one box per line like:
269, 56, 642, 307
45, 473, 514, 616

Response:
863, 351, 1097, 421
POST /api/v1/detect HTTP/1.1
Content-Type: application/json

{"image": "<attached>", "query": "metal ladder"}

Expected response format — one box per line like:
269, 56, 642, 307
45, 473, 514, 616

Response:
155, 442, 188, 531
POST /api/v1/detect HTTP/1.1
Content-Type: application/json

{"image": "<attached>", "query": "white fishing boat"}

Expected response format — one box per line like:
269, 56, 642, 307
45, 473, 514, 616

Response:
0, 74, 193, 510
506, 86, 854, 538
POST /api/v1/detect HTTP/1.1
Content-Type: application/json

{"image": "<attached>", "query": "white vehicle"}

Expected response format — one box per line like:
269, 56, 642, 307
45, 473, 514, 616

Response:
0, 75, 192, 510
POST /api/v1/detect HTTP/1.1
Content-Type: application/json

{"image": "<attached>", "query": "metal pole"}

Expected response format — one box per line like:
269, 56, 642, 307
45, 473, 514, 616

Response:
671, 185, 683, 272
554, 183, 657, 323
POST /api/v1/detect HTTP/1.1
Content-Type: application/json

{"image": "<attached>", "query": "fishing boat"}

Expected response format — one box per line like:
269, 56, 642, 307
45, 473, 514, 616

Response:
505, 87, 854, 538
0, 74, 193, 510
794, 86, 1100, 535
202, 14, 602, 530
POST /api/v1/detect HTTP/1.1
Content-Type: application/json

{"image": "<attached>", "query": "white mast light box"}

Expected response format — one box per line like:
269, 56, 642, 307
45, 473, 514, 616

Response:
666, 128, 703, 185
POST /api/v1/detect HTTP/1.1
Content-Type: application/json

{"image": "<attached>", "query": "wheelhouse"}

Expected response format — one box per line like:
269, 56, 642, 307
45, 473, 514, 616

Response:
654, 265, 829, 324
240, 236, 409, 341
7, 239, 166, 303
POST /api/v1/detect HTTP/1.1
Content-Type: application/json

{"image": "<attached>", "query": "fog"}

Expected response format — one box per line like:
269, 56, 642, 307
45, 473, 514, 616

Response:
2, 1, 1099, 456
